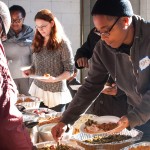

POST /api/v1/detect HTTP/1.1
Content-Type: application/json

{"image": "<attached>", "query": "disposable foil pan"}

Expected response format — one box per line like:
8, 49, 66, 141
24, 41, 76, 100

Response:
72, 128, 143, 150
121, 141, 150, 150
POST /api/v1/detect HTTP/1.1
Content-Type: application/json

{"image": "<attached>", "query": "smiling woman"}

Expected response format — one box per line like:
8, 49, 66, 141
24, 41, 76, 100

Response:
3, 5, 34, 95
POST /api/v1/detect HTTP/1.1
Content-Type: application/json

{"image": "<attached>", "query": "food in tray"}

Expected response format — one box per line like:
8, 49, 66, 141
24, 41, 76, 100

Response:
37, 143, 80, 150
84, 119, 118, 133
83, 134, 132, 144
129, 146, 150, 150
38, 116, 62, 126
16, 97, 34, 104
24, 97, 34, 102
32, 109, 49, 115
16, 99, 24, 103
16, 96, 41, 109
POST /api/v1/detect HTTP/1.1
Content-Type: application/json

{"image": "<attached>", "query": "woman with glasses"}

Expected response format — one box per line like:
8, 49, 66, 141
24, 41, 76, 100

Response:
0, 2, 33, 150
23, 9, 74, 112
3, 5, 34, 95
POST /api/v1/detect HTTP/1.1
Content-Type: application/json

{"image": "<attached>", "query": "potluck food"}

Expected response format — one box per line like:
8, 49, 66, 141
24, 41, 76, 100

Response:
37, 144, 80, 150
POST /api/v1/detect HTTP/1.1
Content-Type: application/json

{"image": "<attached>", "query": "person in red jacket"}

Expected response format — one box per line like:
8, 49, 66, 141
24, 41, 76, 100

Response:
0, 2, 33, 150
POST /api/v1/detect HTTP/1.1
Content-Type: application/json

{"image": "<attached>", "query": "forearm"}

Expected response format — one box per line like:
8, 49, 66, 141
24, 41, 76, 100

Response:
54, 71, 72, 82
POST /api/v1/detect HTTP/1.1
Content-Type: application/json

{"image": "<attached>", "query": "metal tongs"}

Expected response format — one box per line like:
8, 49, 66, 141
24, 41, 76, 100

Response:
16, 104, 26, 112
24, 120, 39, 128
56, 139, 60, 148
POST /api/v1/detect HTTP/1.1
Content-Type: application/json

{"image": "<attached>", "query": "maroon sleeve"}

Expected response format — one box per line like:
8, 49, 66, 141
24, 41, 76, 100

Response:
0, 43, 18, 120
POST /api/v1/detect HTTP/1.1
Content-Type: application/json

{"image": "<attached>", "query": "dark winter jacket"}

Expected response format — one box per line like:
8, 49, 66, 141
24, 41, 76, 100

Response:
61, 15, 150, 128
75, 27, 100, 69
74, 27, 127, 117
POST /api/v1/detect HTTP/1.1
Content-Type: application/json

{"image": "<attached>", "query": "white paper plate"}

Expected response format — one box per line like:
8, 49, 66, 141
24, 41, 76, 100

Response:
29, 75, 49, 80
20, 66, 31, 71
38, 123, 57, 141
70, 85, 82, 90
80, 115, 120, 135
39, 123, 73, 142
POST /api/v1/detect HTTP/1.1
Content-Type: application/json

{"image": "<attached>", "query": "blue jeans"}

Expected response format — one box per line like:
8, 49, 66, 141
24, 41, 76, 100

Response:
135, 120, 150, 142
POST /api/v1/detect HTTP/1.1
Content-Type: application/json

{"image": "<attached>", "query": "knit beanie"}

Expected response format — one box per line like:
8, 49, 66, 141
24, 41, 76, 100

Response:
0, 1, 11, 34
91, 0, 133, 17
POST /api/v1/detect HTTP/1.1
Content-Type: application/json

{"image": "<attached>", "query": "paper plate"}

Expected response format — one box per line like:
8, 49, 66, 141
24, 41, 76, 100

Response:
29, 75, 49, 80
70, 85, 82, 90
20, 66, 31, 71
80, 115, 120, 135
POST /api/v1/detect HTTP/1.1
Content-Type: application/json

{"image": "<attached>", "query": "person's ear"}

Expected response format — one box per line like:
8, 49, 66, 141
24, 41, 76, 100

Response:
120, 17, 131, 29
121, 17, 130, 26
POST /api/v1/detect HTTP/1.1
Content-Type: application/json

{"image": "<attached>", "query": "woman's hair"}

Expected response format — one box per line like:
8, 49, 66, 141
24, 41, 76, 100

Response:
9, 5, 26, 18
32, 9, 70, 52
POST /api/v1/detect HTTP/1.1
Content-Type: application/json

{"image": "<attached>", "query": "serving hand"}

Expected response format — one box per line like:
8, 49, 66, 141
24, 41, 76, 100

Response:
109, 116, 129, 134
22, 69, 32, 77
101, 83, 117, 96
51, 122, 67, 142
77, 57, 89, 68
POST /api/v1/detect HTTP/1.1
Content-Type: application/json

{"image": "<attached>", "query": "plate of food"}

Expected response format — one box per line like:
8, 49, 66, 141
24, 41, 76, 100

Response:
29, 74, 50, 80
80, 115, 120, 134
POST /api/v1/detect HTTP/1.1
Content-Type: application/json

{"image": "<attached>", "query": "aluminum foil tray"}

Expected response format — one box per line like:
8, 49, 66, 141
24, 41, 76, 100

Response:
121, 141, 150, 150
72, 128, 143, 150
16, 96, 42, 109
34, 140, 85, 150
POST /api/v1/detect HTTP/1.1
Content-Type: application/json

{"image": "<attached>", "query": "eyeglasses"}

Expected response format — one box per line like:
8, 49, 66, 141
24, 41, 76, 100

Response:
96, 17, 120, 37
11, 18, 23, 24
35, 23, 49, 30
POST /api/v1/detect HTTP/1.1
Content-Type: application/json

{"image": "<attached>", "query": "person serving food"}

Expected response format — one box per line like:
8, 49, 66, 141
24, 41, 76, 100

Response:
51, 0, 150, 141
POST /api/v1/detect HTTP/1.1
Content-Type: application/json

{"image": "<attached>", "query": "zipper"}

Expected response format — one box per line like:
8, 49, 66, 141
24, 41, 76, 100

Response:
129, 56, 142, 99
115, 52, 142, 98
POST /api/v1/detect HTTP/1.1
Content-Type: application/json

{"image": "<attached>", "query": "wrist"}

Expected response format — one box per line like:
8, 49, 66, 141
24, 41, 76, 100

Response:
58, 122, 66, 127
53, 77, 58, 83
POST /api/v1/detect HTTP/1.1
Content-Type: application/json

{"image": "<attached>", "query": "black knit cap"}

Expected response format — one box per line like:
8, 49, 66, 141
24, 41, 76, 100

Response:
91, 0, 133, 17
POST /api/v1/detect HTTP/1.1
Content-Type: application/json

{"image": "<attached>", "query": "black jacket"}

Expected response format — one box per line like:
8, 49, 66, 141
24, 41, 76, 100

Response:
62, 15, 150, 128
75, 28, 100, 69
73, 27, 127, 117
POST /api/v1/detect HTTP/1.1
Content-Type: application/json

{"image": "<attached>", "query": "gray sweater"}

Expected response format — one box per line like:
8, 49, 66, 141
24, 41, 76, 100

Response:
32, 41, 74, 92
3, 24, 34, 79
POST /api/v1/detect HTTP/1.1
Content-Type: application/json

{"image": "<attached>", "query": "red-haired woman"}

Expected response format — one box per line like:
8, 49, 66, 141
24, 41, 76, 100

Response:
23, 9, 74, 112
